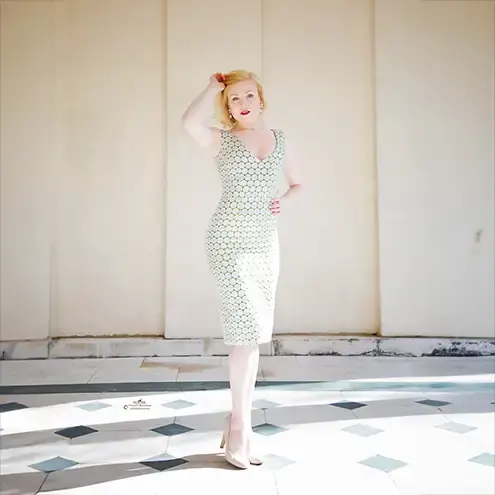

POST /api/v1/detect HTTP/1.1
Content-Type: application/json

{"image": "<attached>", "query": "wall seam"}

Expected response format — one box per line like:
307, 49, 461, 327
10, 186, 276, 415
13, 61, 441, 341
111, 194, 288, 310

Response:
162, 0, 168, 338
260, 0, 264, 78
370, 0, 383, 336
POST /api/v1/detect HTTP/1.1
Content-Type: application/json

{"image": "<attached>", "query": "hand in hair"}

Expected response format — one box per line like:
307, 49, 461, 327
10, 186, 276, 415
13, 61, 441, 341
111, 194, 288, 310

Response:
209, 73, 226, 92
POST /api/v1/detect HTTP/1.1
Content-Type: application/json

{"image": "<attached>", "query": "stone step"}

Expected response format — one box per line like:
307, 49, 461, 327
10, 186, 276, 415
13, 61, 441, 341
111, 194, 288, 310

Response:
1, 336, 494, 360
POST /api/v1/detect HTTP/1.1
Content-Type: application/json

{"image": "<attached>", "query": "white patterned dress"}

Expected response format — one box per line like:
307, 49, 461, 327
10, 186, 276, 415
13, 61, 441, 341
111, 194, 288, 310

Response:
205, 129, 286, 345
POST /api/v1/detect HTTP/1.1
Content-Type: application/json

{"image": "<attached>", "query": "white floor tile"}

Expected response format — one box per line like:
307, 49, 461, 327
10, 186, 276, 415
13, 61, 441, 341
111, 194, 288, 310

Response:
391, 460, 495, 495
275, 458, 402, 495
67, 430, 169, 465
0, 471, 47, 495
265, 402, 355, 430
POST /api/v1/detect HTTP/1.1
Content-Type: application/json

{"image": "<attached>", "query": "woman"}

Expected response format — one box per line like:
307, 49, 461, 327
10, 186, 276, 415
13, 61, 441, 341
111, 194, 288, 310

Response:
181, 70, 301, 469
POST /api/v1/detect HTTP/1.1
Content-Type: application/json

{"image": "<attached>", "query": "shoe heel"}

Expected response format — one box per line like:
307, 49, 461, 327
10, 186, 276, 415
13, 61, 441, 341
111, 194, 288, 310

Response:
220, 431, 226, 449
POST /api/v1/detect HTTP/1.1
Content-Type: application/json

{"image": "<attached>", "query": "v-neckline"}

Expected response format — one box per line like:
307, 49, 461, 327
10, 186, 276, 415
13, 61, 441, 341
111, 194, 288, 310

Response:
230, 129, 277, 162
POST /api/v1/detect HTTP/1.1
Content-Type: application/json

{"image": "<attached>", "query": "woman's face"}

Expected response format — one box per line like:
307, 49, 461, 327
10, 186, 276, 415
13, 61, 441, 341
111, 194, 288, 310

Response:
226, 79, 262, 125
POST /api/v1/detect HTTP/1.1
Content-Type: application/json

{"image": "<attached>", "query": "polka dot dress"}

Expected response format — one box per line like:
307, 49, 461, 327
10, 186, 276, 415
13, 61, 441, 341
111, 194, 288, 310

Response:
205, 129, 286, 345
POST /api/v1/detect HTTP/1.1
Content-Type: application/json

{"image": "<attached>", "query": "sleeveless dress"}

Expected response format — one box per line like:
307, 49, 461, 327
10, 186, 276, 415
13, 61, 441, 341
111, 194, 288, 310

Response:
205, 129, 286, 345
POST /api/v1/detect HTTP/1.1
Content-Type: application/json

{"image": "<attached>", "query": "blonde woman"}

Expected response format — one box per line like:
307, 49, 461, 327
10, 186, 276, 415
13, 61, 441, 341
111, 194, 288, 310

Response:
181, 71, 301, 469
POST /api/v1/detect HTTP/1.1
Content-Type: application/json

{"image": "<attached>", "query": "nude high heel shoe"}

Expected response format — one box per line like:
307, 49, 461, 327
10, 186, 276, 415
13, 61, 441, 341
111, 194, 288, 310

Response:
220, 414, 263, 467
220, 414, 250, 469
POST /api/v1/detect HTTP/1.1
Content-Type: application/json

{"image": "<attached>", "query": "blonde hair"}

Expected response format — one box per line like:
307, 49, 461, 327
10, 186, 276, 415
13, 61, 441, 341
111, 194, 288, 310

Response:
215, 70, 267, 129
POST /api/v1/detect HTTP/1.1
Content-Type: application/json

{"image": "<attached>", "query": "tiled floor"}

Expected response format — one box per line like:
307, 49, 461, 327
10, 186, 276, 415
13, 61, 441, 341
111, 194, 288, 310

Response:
1, 356, 494, 494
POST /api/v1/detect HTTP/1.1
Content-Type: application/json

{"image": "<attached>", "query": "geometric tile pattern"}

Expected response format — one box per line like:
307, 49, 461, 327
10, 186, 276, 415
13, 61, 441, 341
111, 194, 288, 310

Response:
54, 425, 98, 439
29, 456, 79, 473
162, 399, 196, 410
358, 454, 408, 473
76, 401, 112, 412
435, 421, 477, 434
2, 356, 494, 494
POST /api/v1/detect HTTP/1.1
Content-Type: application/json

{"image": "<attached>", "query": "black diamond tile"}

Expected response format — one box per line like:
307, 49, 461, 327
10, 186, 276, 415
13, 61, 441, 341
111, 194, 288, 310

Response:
330, 401, 367, 410
0, 402, 29, 413
151, 423, 193, 437
416, 399, 451, 408
54, 425, 98, 439
141, 458, 188, 471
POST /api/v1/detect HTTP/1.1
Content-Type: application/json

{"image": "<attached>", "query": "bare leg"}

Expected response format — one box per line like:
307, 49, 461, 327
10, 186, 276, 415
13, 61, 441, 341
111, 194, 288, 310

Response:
246, 346, 260, 429
246, 346, 262, 462
227, 344, 260, 457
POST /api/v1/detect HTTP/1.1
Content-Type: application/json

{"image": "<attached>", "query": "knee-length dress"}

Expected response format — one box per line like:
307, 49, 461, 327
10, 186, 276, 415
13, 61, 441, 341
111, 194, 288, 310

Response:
205, 129, 285, 345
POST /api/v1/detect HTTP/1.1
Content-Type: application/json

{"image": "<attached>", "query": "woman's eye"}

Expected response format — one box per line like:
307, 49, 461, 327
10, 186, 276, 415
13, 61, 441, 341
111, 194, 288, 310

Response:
247, 94, 254, 98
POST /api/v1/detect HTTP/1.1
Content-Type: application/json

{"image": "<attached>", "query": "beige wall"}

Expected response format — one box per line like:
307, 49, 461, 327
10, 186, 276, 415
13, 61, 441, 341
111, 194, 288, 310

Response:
1, 0, 165, 340
375, 0, 495, 337
0, 2, 55, 341
0, 0, 493, 341
51, 0, 165, 338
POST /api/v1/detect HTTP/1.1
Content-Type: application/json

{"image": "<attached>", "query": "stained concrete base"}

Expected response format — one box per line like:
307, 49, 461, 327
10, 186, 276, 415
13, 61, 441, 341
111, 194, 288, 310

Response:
1, 336, 494, 359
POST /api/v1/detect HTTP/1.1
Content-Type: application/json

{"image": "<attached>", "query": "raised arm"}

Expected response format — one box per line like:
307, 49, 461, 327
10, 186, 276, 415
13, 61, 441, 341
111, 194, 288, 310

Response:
181, 73, 225, 154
